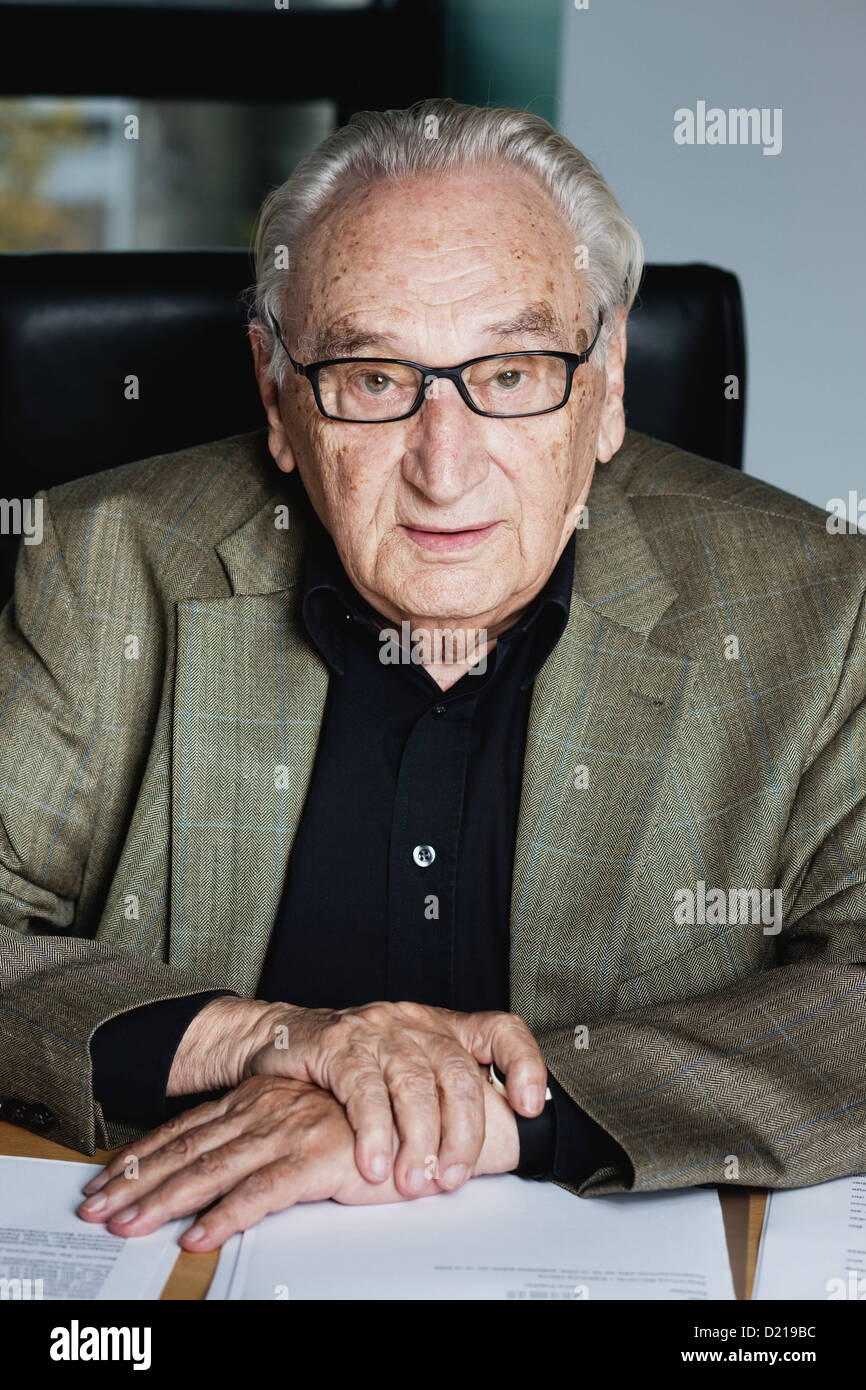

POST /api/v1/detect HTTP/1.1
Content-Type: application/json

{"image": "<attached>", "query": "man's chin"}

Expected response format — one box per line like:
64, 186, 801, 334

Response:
388, 573, 506, 632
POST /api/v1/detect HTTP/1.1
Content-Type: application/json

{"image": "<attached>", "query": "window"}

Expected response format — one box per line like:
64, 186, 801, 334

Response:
0, 96, 336, 251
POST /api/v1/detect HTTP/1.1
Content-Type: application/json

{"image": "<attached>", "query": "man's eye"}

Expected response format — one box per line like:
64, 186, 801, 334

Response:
495, 369, 523, 389
361, 373, 392, 394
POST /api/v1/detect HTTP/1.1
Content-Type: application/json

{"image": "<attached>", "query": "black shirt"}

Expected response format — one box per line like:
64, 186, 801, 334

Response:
91, 489, 629, 1187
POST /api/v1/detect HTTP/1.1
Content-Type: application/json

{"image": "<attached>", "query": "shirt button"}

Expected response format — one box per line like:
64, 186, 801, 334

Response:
431, 703, 447, 718
412, 844, 436, 868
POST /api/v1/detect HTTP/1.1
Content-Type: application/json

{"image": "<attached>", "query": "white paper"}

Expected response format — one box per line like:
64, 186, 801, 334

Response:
209, 1173, 735, 1300
752, 1174, 866, 1300
0, 1155, 185, 1300
205, 1232, 242, 1300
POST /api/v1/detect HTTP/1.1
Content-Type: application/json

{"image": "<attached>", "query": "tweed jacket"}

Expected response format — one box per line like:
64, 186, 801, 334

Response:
1, 426, 864, 1200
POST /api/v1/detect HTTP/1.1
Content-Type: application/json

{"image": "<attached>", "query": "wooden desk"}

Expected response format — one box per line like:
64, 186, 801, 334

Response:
0, 1119, 767, 1299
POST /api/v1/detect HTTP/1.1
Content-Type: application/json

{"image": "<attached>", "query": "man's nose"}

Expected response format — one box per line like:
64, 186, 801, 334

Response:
400, 377, 490, 502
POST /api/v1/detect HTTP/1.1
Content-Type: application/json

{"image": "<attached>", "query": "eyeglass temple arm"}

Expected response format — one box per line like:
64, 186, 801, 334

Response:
583, 308, 604, 360
265, 310, 305, 374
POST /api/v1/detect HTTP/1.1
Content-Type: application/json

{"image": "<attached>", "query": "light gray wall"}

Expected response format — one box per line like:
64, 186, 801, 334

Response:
558, 0, 865, 510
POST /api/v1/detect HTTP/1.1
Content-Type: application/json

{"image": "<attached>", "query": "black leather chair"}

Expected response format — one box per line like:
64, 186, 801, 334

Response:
0, 252, 745, 605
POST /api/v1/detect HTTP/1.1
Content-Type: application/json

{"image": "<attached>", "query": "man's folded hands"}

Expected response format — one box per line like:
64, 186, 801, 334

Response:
77, 997, 545, 1246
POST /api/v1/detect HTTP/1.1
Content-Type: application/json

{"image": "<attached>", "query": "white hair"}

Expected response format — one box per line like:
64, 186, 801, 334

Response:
251, 96, 643, 387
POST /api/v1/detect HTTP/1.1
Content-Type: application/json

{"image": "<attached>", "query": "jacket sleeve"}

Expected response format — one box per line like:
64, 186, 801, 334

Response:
0, 492, 239, 1155
541, 587, 866, 1199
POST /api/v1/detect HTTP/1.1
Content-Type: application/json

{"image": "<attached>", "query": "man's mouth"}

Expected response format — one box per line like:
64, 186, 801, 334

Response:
400, 521, 499, 553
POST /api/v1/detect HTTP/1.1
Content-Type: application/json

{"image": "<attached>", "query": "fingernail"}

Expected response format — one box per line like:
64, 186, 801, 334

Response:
406, 1168, 426, 1192
82, 1173, 109, 1194
370, 1154, 389, 1180
79, 1193, 107, 1212
184, 1224, 207, 1243
524, 1086, 544, 1113
112, 1205, 138, 1224
442, 1164, 466, 1188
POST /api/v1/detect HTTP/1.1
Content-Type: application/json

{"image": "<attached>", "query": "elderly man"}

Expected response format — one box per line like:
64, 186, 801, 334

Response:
1, 98, 865, 1253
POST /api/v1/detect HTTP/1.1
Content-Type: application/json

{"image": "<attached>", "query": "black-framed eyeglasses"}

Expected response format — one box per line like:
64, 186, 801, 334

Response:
266, 309, 604, 422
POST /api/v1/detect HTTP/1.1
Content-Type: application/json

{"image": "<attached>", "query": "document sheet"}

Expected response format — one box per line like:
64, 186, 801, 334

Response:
752, 1173, 866, 1300
207, 1172, 735, 1300
0, 1155, 184, 1300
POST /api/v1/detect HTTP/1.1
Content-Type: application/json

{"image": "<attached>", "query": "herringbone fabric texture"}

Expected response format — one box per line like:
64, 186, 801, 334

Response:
0, 427, 864, 1198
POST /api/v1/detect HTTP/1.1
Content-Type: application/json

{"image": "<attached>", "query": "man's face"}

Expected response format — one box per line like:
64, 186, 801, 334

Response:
253, 167, 626, 633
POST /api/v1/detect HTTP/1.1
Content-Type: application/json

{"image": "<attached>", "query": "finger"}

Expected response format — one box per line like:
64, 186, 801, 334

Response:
431, 1051, 487, 1189
101, 1129, 283, 1239
335, 1062, 396, 1184
179, 1156, 321, 1251
489, 1015, 549, 1116
383, 1055, 441, 1198
457, 1011, 549, 1116
77, 1109, 267, 1232
79, 1093, 236, 1198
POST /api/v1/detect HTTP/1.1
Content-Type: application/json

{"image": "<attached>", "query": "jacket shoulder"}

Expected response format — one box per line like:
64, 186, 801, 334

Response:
613, 428, 866, 572
38, 429, 284, 601
608, 431, 866, 678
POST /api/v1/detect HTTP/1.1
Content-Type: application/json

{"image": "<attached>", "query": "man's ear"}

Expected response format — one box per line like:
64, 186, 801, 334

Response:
595, 307, 628, 465
248, 317, 297, 474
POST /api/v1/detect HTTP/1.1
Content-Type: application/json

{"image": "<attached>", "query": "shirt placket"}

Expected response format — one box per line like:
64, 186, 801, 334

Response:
386, 688, 479, 1006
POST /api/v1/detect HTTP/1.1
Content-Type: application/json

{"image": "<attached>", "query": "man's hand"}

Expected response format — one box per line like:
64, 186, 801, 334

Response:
78, 1069, 520, 1249
167, 996, 546, 1197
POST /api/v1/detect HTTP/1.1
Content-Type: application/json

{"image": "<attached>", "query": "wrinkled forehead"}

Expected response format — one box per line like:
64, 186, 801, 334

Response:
289, 167, 585, 349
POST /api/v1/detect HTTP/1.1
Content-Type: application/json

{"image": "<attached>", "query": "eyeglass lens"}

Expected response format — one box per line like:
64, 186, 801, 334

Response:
316, 354, 570, 420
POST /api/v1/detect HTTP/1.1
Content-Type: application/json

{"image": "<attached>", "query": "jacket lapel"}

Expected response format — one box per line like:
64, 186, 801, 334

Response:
168, 484, 329, 993
509, 463, 700, 1032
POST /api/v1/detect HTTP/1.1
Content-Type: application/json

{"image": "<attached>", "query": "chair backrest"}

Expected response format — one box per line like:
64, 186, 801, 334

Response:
0, 252, 745, 603
624, 261, 745, 472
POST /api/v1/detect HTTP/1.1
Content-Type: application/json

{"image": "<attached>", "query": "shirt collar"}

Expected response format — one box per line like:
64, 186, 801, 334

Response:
301, 496, 575, 689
